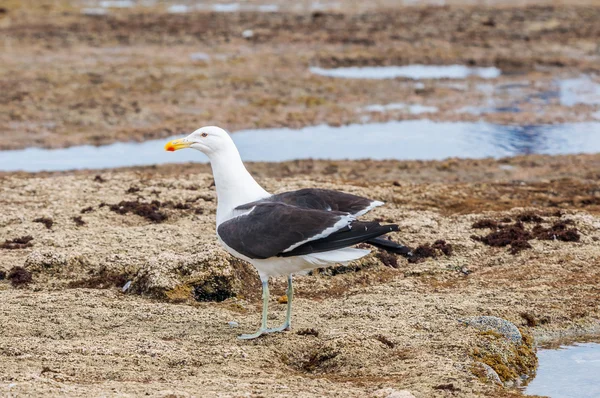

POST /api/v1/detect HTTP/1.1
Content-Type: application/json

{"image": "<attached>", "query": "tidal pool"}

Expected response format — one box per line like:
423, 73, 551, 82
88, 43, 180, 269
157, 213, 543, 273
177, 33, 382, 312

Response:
525, 342, 600, 398
2, 121, 600, 172
310, 65, 502, 80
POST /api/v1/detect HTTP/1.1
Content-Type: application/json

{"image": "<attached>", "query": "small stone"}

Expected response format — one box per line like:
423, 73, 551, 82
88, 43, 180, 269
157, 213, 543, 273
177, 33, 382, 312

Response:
242, 30, 254, 39
372, 388, 416, 398
462, 316, 522, 344
228, 321, 239, 328
277, 295, 288, 304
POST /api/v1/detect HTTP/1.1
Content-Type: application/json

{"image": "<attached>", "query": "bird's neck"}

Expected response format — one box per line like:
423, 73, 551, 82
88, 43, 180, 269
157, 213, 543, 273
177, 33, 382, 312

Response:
209, 146, 270, 225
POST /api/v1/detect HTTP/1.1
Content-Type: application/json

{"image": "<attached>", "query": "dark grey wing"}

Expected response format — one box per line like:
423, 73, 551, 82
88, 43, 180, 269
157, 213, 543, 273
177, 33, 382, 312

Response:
237, 188, 381, 216
280, 222, 399, 257
217, 202, 353, 260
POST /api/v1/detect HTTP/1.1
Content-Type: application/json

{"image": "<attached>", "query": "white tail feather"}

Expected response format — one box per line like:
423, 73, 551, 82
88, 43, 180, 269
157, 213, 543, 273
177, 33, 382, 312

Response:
301, 248, 370, 266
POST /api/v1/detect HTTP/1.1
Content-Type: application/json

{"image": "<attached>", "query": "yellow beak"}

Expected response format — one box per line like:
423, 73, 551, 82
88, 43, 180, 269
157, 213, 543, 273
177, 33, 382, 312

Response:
164, 138, 191, 152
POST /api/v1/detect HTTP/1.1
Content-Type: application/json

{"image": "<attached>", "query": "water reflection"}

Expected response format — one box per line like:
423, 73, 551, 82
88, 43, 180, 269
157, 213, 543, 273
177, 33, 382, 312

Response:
1, 121, 600, 172
310, 65, 501, 80
525, 342, 600, 398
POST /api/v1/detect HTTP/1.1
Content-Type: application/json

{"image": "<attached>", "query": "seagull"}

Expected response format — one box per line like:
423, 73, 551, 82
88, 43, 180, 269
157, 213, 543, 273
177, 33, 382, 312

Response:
165, 126, 411, 339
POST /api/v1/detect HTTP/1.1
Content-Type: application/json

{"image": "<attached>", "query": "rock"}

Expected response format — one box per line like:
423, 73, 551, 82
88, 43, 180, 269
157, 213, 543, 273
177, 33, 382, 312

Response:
228, 321, 239, 328
242, 29, 254, 39
462, 316, 522, 344
132, 248, 256, 302
478, 362, 502, 385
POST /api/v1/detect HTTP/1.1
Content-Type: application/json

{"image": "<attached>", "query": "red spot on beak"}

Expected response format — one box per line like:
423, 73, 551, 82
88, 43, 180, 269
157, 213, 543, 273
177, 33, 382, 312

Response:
166, 145, 175, 152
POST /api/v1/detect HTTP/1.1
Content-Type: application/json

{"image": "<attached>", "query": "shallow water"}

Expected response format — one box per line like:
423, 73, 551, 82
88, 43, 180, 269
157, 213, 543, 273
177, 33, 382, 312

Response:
2, 121, 600, 172
310, 65, 501, 80
362, 103, 439, 114
525, 343, 600, 398
559, 77, 600, 107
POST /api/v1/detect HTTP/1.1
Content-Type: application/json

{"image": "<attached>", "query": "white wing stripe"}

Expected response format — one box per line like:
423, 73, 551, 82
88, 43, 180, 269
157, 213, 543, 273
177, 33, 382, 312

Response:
282, 213, 355, 253
353, 200, 384, 217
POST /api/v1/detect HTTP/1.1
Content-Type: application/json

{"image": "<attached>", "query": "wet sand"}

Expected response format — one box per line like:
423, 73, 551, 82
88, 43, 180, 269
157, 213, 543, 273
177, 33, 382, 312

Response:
1, 156, 599, 397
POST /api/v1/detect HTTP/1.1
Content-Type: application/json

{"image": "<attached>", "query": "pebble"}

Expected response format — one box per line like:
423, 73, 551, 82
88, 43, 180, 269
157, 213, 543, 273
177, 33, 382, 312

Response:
122, 280, 132, 293
228, 321, 239, 328
242, 30, 254, 39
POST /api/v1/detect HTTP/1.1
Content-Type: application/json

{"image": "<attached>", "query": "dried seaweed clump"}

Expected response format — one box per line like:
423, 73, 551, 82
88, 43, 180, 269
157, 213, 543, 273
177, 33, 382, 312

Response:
377, 250, 398, 268
520, 312, 550, 327
472, 219, 501, 229
471, 214, 580, 254
297, 328, 319, 337
516, 211, 544, 223
67, 270, 129, 289
33, 217, 53, 229
1, 236, 34, 250
109, 200, 167, 223
408, 240, 453, 263
532, 220, 580, 242
72, 216, 86, 226
472, 222, 532, 254
7, 266, 33, 287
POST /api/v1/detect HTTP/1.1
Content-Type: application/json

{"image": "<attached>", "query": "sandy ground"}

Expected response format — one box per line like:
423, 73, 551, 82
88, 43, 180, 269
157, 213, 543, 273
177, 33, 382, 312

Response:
2, 2, 600, 149
2, 1, 600, 396
1, 156, 599, 397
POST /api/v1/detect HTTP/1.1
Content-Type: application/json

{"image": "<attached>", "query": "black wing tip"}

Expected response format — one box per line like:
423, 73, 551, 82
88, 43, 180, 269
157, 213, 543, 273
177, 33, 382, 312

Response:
385, 224, 400, 232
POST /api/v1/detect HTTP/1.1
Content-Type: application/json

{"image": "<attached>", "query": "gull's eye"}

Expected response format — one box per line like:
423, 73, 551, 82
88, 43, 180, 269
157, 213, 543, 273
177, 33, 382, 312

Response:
201, 132, 208, 138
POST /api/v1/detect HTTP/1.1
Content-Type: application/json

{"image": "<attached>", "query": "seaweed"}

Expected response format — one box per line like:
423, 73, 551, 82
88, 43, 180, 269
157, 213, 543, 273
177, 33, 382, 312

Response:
93, 175, 106, 183
516, 211, 544, 223
126, 186, 140, 194
471, 222, 532, 254
80, 206, 94, 214
532, 221, 580, 242
520, 312, 550, 327
1, 235, 34, 249
301, 347, 339, 372
434, 383, 460, 392
67, 270, 129, 289
377, 250, 398, 268
408, 240, 453, 263
297, 328, 319, 337
472, 215, 580, 254
109, 200, 167, 223
432, 239, 453, 256
472, 219, 500, 229
72, 216, 86, 226
375, 334, 395, 348
33, 217, 53, 229
7, 266, 33, 287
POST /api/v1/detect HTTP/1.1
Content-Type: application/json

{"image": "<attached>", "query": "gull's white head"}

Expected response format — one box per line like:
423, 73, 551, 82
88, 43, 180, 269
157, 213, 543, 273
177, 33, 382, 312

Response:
164, 126, 234, 156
